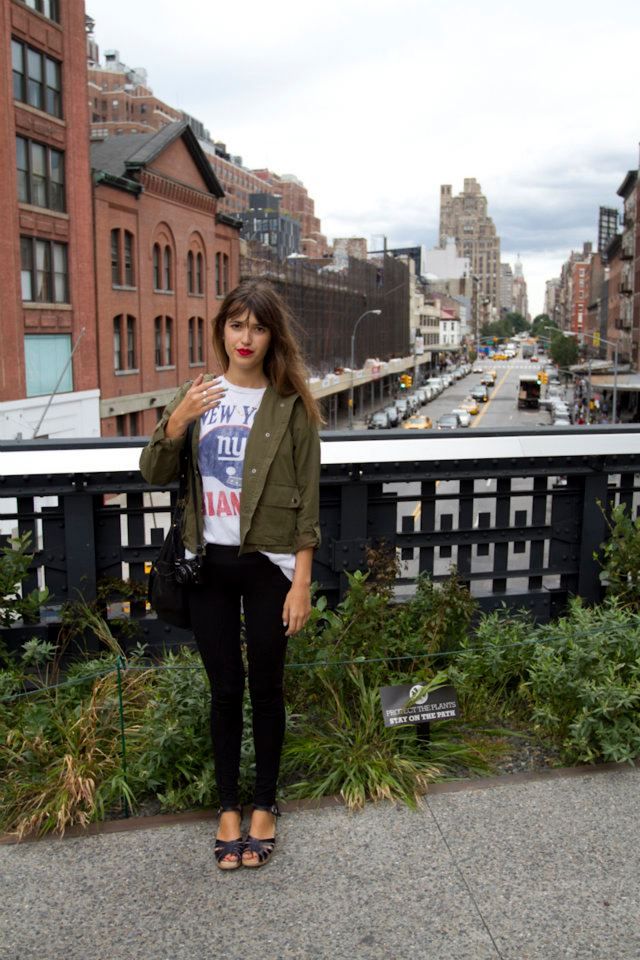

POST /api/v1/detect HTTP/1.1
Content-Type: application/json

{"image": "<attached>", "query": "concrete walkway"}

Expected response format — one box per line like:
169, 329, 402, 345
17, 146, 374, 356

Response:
2, 765, 639, 960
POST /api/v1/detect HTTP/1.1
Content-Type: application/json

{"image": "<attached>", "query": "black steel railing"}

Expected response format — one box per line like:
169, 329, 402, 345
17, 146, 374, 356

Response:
2, 426, 640, 653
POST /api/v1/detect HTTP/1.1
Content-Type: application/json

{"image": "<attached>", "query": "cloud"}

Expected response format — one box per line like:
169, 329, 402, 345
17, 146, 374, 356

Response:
87, 0, 640, 316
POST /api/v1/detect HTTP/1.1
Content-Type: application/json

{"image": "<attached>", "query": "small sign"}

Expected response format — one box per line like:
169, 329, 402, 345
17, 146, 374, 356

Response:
380, 683, 459, 728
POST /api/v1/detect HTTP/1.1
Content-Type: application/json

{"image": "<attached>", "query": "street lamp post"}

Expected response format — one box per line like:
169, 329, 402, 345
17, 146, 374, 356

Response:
349, 309, 381, 430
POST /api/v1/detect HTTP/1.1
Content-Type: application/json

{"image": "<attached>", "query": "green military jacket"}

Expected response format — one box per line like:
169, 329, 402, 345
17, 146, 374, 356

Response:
139, 377, 321, 557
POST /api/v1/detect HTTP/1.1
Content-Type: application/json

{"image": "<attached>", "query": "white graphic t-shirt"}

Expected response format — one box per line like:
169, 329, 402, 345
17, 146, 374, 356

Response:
198, 377, 296, 581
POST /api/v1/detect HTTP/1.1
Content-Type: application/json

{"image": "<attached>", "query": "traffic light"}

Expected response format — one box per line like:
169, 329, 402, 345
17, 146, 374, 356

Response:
399, 374, 412, 389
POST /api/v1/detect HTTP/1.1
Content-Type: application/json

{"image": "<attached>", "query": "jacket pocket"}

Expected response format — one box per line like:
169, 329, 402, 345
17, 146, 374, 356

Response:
250, 483, 300, 545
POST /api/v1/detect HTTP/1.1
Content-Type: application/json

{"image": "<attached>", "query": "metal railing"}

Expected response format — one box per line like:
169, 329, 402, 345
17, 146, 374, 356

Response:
2, 426, 640, 653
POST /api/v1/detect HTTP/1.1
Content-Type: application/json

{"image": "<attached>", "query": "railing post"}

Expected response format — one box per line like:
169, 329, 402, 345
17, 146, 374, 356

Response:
578, 472, 608, 604
337, 478, 369, 597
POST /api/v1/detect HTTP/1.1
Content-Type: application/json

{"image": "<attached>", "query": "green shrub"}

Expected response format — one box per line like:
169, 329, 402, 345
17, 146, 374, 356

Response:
449, 599, 640, 765
598, 502, 640, 610
0, 532, 49, 638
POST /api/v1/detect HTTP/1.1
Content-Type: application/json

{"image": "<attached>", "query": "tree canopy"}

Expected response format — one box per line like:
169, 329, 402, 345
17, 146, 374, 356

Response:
480, 311, 529, 341
549, 331, 579, 369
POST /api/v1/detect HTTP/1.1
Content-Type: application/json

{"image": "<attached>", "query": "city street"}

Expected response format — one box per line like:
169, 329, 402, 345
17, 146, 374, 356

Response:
367, 353, 568, 597
353, 355, 560, 432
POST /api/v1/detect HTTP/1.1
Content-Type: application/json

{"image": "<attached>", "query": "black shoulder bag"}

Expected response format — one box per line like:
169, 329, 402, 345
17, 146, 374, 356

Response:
148, 423, 204, 629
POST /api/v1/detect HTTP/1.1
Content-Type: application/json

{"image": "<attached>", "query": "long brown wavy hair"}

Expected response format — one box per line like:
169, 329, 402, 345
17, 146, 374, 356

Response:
211, 278, 323, 425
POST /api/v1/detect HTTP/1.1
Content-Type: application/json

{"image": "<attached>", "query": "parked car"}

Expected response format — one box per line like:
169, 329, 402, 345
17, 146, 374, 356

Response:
368, 411, 390, 430
402, 415, 433, 430
472, 364, 483, 373
395, 398, 410, 419
426, 377, 444, 395
471, 386, 489, 403
416, 388, 427, 405
384, 404, 400, 427
436, 414, 460, 430
451, 407, 471, 427
441, 374, 453, 388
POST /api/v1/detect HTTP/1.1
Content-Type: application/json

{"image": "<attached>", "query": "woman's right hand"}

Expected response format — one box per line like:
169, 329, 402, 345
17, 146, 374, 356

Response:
165, 374, 227, 438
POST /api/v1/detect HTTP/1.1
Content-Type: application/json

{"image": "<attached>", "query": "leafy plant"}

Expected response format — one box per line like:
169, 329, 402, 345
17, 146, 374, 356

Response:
598, 502, 640, 610
0, 532, 49, 630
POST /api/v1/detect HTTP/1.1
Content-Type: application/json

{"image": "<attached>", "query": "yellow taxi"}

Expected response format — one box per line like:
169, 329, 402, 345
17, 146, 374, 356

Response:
461, 397, 479, 415
402, 415, 433, 430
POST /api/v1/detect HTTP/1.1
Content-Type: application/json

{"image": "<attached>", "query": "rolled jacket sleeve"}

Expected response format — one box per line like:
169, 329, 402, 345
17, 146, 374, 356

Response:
291, 400, 321, 552
139, 386, 189, 486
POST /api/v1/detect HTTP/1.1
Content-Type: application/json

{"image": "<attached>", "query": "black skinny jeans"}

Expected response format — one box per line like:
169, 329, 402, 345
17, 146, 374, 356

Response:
188, 545, 290, 808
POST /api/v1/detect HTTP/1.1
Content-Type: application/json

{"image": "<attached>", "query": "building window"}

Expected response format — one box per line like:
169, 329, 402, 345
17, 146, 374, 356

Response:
111, 229, 135, 287
154, 315, 174, 367
153, 243, 161, 289
113, 314, 137, 371
163, 246, 172, 290
124, 231, 134, 286
189, 316, 204, 364
187, 250, 194, 294
20, 236, 68, 303
116, 411, 140, 437
12, 39, 62, 118
222, 253, 229, 294
16, 137, 65, 212
196, 252, 203, 294
111, 229, 120, 286
215, 252, 221, 295
21, 0, 60, 22
24, 333, 72, 397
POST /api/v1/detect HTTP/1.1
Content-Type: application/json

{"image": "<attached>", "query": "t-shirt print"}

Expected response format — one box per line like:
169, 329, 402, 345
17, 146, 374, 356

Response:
197, 377, 296, 581
199, 380, 263, 547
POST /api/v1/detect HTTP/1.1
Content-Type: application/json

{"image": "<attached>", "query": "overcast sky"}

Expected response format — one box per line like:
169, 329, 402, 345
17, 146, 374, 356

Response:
88, 0, 640, 315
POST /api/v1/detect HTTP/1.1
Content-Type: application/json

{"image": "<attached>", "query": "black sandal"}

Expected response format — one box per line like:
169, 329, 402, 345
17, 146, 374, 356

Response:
214, 806, 244, 871
242, 803, 280, 868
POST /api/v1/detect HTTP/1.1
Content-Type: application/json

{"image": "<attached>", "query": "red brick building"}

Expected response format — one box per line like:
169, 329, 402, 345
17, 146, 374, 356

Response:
570, 259, 591, 335
87, 42, 183, 138
0, 0, 100, 438
91, 121, 241, 436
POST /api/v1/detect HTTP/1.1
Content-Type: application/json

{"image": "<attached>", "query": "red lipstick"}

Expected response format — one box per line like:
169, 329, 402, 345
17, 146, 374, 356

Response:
237, 348, 254, 356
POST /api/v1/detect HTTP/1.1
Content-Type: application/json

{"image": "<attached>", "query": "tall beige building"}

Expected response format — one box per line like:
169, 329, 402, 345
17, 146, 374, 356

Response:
439, 178, 501, 310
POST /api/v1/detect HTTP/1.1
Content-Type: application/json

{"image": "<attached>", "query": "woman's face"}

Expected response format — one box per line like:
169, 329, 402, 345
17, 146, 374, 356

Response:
223, 310, 271, 375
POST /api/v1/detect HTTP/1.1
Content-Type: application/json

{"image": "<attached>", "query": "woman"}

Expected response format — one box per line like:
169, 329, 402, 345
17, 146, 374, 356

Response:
140, 279, 322, 869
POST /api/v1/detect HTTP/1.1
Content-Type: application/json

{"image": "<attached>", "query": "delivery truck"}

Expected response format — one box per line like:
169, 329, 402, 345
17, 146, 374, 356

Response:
517, 374, 541, 410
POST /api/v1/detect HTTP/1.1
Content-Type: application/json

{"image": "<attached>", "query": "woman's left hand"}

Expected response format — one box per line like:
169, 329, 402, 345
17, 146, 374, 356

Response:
282, 584, 311, 636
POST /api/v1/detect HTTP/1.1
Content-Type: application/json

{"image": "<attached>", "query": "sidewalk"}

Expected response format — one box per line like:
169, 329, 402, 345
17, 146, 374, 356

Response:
1, 764, 639, 960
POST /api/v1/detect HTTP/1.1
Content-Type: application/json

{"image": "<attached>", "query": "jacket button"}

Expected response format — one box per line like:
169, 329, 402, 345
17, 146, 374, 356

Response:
280, 402, 285, 407
265, 432, 271, 438
251, 467, 257, 474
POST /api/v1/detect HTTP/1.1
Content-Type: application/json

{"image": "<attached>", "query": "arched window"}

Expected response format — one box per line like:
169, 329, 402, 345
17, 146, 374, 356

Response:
152, 243, 161, 289
187, 250, 194, 294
